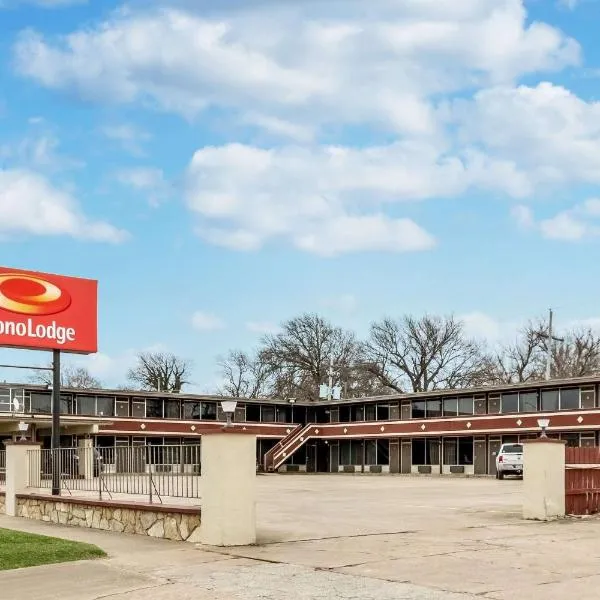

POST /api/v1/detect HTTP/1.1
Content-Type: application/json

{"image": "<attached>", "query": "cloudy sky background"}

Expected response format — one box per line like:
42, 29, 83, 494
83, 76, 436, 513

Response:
1, 0, 600, 391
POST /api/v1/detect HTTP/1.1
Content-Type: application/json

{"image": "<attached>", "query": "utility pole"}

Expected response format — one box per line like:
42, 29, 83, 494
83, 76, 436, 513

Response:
327, 354, 334, 401
538, 309, 564, 381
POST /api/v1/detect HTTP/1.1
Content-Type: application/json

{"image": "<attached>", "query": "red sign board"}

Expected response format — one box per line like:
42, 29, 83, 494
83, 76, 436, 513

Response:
0, 267, 97, 354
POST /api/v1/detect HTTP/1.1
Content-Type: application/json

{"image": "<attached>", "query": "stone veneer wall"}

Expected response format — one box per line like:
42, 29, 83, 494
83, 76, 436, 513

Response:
14, 494, 201, 542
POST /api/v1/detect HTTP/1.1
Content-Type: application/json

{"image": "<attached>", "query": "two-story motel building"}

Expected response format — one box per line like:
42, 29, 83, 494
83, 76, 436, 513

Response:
1, 375, 600, 476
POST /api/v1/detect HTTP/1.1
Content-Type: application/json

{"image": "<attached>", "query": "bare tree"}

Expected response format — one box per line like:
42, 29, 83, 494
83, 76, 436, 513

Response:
127, 352, 191, 393
217, 350, 272, 398
481, 319, 547, 384
363, 315, 487, 393
553, 328, 600, 378
260, 313, 368, 401
30, 365, 102, 389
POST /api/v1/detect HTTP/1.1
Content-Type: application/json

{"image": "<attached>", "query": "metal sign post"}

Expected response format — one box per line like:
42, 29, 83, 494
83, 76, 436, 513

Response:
51, 349, 61, 496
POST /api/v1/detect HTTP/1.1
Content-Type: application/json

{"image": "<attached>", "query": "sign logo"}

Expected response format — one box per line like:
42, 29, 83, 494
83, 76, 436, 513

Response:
0, 267, 98, 354
0, 273, 72, 316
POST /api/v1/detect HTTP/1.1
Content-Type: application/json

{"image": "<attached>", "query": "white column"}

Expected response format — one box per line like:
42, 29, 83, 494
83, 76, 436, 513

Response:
3, 441, 42, 517
199, 431, 257, 546
523, 439, 566, 521
78, 438, 94, 480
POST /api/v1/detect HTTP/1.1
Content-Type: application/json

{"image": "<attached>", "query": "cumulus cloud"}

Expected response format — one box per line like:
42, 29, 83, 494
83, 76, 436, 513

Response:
185, 142, 442, 254
511, 198, 600, 241
101, 123, 151, 156
12, 1, 579, 133
0, 169, 128, 242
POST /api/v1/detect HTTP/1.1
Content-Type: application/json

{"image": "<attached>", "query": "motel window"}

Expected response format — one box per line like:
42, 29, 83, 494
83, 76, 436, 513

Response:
30, 392, 51, 413
132, 400, 146, 418
115, 400, 129, 417
519, 392, 538, 413
443, 398, 458, 417
77, 395, 96, 415
377, 404, 390, 421
245, 404, 260, 422
182, 402, 199, 420
412, 400, 426, 419
164, 399, 180, 419
60, 395, 75, 415
443, 437, 473, 465
561, 433, 580, 448
458, 397, 474, 416
352, 405, 365, 422
426, 399, 442, 419
277, 406, 292, 423
443, 438, 458, 465
365, 440, 377, 465
261, 405, 276, 422
458, 438, 473, 465
339, 440, 362, 465
501, 393, 519, 414
560, 388, 580, 411
541, 390, 559, 412
96, 396, 115, 417
376, 439, 390, 465
365, 405, 377, 421
339, 405, 351, 422
412, 439, 439, 465
201, 402, 217, 420
146, 398, 163, 419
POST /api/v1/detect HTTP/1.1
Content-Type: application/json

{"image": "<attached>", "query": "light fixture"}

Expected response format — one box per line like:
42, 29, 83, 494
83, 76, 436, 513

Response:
537, 418, 550, 438
17, 421, 28, 441
220, 400, 238, 428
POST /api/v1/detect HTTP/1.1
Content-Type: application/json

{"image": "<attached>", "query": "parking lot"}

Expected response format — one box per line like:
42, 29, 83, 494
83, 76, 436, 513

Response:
4, 474, 600, 599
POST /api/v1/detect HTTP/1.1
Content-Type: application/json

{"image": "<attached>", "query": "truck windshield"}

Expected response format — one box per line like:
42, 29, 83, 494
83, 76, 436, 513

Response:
502, 445, 523, 454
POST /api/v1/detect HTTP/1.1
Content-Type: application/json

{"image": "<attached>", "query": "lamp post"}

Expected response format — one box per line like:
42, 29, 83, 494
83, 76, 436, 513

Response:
17, 421, 28, 441
221, 400, 238, 428
537, 418, 550, 439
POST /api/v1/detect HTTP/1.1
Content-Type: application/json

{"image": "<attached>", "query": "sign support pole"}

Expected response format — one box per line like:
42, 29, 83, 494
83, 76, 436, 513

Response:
51, 349, 61, 496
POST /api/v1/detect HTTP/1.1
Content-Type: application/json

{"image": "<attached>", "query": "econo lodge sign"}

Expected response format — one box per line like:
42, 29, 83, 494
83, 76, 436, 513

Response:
0, 267, 97, 354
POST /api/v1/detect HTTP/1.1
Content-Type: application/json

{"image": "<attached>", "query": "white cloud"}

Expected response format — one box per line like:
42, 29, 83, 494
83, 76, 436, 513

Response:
511, 198, 600, 241
450, 83, 600, 189
0, 169, 128, 242
101, 124, 151, 156
116, 167, 169, 207
460, 312, 520, 345
13, 1, 578, 133
185, 142, 447, 254
246, 321, 279, 334
192, 311, 225, 331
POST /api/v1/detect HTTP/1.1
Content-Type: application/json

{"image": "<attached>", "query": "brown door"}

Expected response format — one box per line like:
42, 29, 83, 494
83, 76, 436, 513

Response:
474, 438, 487, 475
488, 438, 501, 475
401, 440, 411, 474
389, 439, 400, 473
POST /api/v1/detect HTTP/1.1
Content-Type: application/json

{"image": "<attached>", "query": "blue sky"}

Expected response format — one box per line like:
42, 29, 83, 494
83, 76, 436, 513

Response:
1, 0, 600, 392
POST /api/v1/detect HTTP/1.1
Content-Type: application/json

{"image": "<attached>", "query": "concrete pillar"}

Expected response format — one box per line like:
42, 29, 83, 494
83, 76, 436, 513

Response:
200, 431, 257, 546
523, 439, 566, 521
78, 438, 94, 480
3, 441, 42, 517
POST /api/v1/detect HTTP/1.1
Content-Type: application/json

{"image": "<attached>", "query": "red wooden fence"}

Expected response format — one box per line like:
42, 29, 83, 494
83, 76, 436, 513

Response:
565, 447, 600, 515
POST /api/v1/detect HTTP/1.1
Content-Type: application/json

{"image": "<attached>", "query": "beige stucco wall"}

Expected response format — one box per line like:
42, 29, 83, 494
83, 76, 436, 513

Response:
523, 440, 566, 521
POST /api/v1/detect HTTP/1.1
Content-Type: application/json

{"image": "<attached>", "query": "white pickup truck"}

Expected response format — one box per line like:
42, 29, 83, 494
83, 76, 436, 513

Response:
495, 443, 523, 480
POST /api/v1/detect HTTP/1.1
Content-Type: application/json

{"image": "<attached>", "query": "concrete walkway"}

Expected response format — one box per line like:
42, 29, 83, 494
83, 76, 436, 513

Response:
2, 476, 600, 599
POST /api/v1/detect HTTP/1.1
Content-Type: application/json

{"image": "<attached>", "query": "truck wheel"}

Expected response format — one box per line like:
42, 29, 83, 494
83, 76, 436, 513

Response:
498, 471, 505, 480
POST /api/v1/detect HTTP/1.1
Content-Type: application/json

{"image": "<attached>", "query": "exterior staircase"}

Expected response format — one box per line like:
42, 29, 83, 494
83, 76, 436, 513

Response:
263, 423, 314, 472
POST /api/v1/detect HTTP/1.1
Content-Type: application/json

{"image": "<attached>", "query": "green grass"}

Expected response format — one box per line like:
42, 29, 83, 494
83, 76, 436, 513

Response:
0, 528, 106, 571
